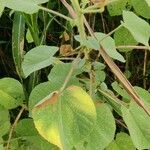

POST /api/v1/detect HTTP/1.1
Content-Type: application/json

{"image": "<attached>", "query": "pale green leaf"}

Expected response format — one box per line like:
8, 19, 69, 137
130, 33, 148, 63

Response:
132, 0, 150, 19
114, 27, 138, 52
85, 104, 116, 150
26, 28, 33, 43
145, 0, 150, 6
123, 11, 150, 46
1, 0, 48, 14
106, 132, 135, 150
134, 86, 150, 111
121, 101, 150, 149
32, 86, 96, 150
74, 32, 125, 62
0, 78, 24, 109
0, 4, 4, 17
22, 45, 58, 77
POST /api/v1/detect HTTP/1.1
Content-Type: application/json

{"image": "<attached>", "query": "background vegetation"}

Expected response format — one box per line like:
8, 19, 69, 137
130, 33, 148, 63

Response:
0, 0, 150, 149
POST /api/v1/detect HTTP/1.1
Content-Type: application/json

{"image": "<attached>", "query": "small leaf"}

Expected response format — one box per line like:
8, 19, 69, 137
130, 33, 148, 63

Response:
121, 101, 150, 149
0, 78, 24, 109
132, 0, 150, 19
26, 28, 33, 43
106, 132, 136, 150
32, 86, 96, 150
85, 104, 116, 150
123, 11, 150, 46
22, 45, 58, 77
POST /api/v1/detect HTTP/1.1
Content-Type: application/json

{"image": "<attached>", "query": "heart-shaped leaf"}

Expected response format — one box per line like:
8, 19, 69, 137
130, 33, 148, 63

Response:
32, 86, 96, 150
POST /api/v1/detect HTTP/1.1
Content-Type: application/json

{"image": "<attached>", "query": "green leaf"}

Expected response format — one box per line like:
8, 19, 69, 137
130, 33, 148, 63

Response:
15, 119, 59, 150
1, 0, 48, 14
0, 78, 24, 109
114, 27, 138, 52
134, 86, 150, 111
123, 11, 150, 46
106, 132, 135, 150
107, 0, 130, 16
22, 45, 58, 77
74, 32, 125, 62
111, 81, 130, 102
85, 104, 116, 150
48, 63, 80, 88
12, 12, 25, 77
0, 105, 10, 136
26, 28, 33, 43
32, 86, 96, 150
132, 0, 150, 19
98, 89, 122, 116
121, 101, 150, 149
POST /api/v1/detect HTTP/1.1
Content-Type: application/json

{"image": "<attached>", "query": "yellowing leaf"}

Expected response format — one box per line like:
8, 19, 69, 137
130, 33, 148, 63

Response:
32, 86, 96, 150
